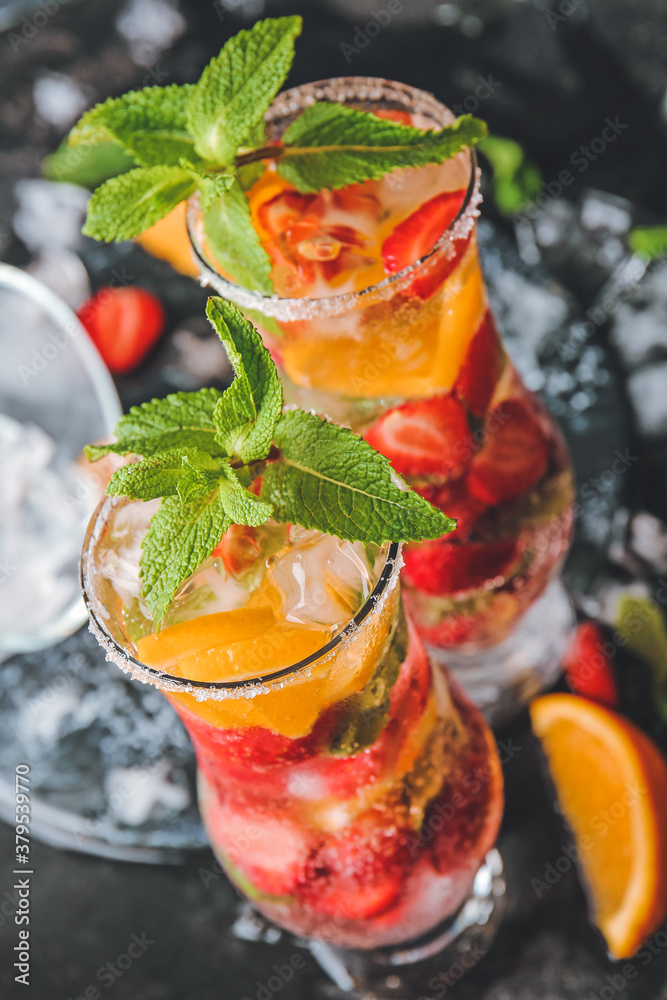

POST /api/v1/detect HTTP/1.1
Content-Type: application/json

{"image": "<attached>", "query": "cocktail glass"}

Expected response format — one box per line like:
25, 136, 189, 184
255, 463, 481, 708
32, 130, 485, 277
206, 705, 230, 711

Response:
81, 496, 504, 995
187, 77, 576, 724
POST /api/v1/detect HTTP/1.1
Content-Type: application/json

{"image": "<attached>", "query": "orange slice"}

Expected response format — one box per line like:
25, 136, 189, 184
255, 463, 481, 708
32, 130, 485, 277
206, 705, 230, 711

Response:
530, 693, 667, 958
136, 606, 276, 671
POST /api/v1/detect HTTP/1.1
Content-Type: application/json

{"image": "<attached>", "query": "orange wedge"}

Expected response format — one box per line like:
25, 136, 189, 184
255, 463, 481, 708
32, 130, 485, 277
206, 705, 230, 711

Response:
530, 694, 667, 958
136, 606, 276, 671
135, 201, 200, 277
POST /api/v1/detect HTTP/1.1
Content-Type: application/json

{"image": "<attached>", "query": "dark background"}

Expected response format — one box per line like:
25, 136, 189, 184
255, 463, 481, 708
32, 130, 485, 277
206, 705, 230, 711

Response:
1, 0, 667, 997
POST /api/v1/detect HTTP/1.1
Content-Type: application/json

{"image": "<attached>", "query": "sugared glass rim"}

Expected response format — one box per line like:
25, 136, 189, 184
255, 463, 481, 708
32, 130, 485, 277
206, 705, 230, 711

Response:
80, 495, 401, 701
186, 76, 481, 322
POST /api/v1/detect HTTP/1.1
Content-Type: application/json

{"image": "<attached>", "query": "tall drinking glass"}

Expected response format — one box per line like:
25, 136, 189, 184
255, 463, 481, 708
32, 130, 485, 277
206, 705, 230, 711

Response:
187, 78, 575, 723
81, 496, 504, 994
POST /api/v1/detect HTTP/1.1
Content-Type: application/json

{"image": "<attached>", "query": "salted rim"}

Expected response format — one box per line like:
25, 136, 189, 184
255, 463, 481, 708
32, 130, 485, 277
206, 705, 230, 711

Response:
80, 495, 402, 702
186, 76, 482, 321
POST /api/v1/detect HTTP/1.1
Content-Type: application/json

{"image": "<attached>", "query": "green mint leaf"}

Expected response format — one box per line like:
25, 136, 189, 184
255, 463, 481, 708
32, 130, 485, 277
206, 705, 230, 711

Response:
478, 134, 542, 216
628, 227, 667, 261
68, 85, 200, 168
82, 166, 196, 242
187, 16, 302, 164
206, 297, 282, 462
217, 461, 273, 525
178, 161, 235, 209
85, 388, 225, 460
43, 140, 136, 189
201, 180, 273, 293
615, 595, 667, 722
261, 409, 455, 544
140, 492, 231, 626
279, 104, 487, 193
106, 449, 193, 501
177, 450, 223, 505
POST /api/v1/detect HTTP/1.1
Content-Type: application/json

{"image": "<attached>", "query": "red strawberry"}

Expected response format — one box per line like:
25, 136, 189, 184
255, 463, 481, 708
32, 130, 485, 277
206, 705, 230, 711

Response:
77, 286, 165, 374
214, 807, 312, 897
563, 622, 619, 708
364, 393, 473, 479
257, 189, 375, 291
454, 310, 503, 417
382, 189, 468, 299
180, 711, 322, 769
300, 814, 409, 919
212, 524, 261, 577
402, 537, 520, 597
415, 478, 485, 541
372, 108, 414, 125
467, 398, 549, 505
415, 612, 486, 649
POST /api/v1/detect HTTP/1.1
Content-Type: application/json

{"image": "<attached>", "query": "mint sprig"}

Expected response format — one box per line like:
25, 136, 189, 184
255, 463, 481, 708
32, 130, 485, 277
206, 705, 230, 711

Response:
87, 298, 454, 625
277, 105, 487, 193
65, 15, 486, 291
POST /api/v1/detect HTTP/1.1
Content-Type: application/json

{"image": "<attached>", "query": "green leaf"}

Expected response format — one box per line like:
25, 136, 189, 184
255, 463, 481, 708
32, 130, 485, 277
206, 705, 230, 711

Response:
140, 492, 232, 626
201, 180, 273, 293
187, 16, 302, 164
178, 156, 235, 208
628, 227, 667, 261
206, 297, 282, 462
615, 595, 667, 722
43, 140, 136, 189
279, 105, 487, 193
68, 85, 200, 168
217, 461, 273, 525
106, 449, 192, 500
261, 409, 455, 544
82, 165, 196, 242
85, 388, 225, 460
478, 134, 542, 216
176, 450, 222, 504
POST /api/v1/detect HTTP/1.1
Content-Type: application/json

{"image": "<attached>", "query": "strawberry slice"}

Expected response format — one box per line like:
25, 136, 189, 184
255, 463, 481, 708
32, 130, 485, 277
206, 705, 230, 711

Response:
454, 310, 502, 417
77, 286, 165, 374
372, 108, 414, 125
257, 189, 376, 292
402, 536, 520, 596
415, 612, 486, 649
214, 807, 312, 897
364, 393, 473, 479
300, 814, 409, 919
467, 398, 549, 505
382, 189, 468, 299
563, 622, 619, 708
415, 478, 485, 541
212, 524, 261, 577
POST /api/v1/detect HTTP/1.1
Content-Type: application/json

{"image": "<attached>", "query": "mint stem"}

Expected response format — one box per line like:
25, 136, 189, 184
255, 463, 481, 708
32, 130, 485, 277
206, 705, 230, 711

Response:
233, 145, 283, 169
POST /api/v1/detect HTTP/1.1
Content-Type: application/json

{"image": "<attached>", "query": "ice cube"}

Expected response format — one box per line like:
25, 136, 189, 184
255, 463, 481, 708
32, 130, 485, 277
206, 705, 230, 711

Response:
115, 0, 186, 66
268, 532, 374, 628
627, 362, 667, 437
13, 179, 89, 252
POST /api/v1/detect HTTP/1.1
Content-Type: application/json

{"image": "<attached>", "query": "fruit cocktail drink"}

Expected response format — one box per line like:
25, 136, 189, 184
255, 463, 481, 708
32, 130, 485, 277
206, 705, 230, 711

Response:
189, 78, 575, 713
82, 497, 503, 950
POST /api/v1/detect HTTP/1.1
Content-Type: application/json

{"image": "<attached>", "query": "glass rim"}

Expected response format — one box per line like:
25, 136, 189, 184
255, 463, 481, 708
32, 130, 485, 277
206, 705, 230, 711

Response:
80, 495, 401, 698
186, 75, 481, 322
